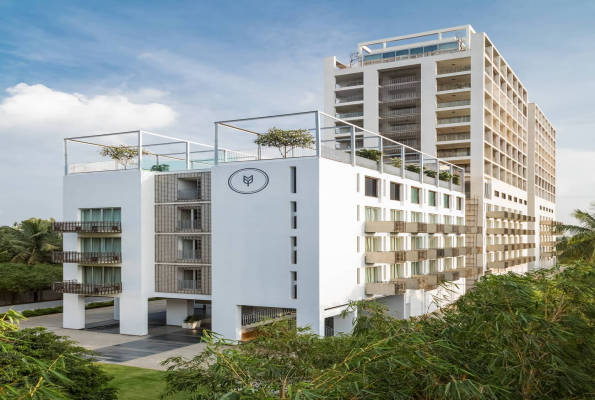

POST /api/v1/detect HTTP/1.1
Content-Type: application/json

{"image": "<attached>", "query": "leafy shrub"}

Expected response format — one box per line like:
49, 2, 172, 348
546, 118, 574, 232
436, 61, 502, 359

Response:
355, 149, 383, 161
405, 164, 421, 173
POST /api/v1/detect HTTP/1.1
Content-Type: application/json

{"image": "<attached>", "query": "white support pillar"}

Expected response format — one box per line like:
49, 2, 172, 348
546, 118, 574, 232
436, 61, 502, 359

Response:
119, 296, 149, 335
315, 112, 321, 158
166, 299, 195, 326
63, 294, 85, 330
113, 297, 120, 321
214, 123, 219, 166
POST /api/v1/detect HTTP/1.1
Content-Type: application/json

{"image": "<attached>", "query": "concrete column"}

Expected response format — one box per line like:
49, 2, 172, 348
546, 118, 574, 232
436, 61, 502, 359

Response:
212, 303, 242, 341
166, 299, 195, 326
119, 296, 149, 336
63, 294, 85, 329
297, 309, 322, 336
113, 297, 120, 320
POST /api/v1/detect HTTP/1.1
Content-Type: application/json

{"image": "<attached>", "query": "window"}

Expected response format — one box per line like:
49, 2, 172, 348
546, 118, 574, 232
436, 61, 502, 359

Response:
291, 237, 297, 264
411, 262, 421, 275
443, 194, 450, 208
365, 207, 380, 221
411, 237, 423, 250
390, 209, 404, 221
180, 268, 202, 290
411, 212, 423, 222
365, 177, 378, 197
456, 197, 463, 210
83, 266, 121, 284
357, 173, 360, 192
411, 187, 420, 204
444, 258, 453, 269
429, 237, 439, 248
80, 237, 121, 253
179, 238, 201, 260
508, 195, 512, 201
457, 237, 465, 247
80, 208, 121, 222
429, 260, 438, 273
365, 237, 379, 252
290, 167, 297, 193
457, 257, 464, 268
365, 267, 381, 283
178, 178, 200, 200
444, 216, 452, 225
290, 202, 297, 229
179, 207, 200, 230
429, 191, 436, 206
495, 190, 500, 197
390, 264, 404, 279
390, 237, 403, 251
445, 236, 454, 248
290, 271, 297, 299
429, 214, 439, 224
390, 182, 401, 200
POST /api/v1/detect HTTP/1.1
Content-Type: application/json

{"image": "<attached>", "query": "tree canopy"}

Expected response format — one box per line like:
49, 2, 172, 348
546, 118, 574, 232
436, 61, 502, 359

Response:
162, 262, 595, 399
0, 218, 62, 264
253, 128, 315, 158
98, 145, 151, 169
556, 202, 595, 263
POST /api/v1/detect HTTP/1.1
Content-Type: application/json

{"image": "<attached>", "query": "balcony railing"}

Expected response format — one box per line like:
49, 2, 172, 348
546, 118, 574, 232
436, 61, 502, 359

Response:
335, 111, 363, 119
52, 251, 121, 264
241, 308, 296, 326
380, 76, 420, 86
335, 126, 364, 135
389, 123, 420, 132
177, 220, 201, 230
437, 116, 471, 125
336, 79, 363, 88
177, 189, 200, 200
437, 82, 471, 92
52, 280, 122, 295
486, 228, 536, 235
437, 149, 471, 158
336, 95, 363, 103
382, 108, 419, 117
178, 250, 201, 261
51, 221, 122, 233
486, 211, 535, 222
437, 65, 471, 75
436, 132, 471, 142
178, 279, 202, 290
324, 326, 335, 337
386, 92, 420, 101
437, 99, 471, 109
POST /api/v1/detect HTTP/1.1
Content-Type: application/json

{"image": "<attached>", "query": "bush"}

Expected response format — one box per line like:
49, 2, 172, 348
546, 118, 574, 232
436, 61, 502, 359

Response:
405, 164, 421, 173
389, 157, 402, 168
355, 149, 383, 162
423, 168, 437, 178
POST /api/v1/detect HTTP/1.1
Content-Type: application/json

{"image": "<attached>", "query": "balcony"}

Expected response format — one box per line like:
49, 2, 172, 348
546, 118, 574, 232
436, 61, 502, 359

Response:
388, 123, 420, 133
540, 220, 562, 226
436, 149, 470, 158
52, 251, 121, 264
487, 243, 535, 252
540, 229, 562, 236
335, 111, 363, 119
365, 250, 428, 264
437, 116, 471, 125
177, 189, 201, 201
51, 221, 122, 233
335, 79, 363, 89
176, 220, 201, 231
365, 222, 428, 234
540, 251, 559, 258
437, 132, 471, 142
178, 249, 201, 261
52, 280, 122, 295
437, 99, 471, 109
336, 95, 363, 104
486, 211, 535, 222
437, 82, 471, 92
365, 281, 407, 296
541, 241, 557, 246
465, 226, 483, 234
437, 65, 471, 75
487, 256, 536, 269
486, 228, 535, 235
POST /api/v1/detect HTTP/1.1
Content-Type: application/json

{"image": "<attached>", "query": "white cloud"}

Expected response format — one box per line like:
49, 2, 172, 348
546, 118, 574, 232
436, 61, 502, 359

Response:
0, 83, 178, 136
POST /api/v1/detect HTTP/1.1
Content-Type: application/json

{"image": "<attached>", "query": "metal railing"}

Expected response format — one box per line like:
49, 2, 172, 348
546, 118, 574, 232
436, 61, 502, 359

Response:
335, 127, 364, 135
178, 250, 201, 260
437, 65, 471, 75
177, 220, 201, 230
386, 92, 420, 101
324, 326, 335, 337
437, 116, 471, 125
437, 82, 471, 92
241, 308, 296, 326
437, 132, 471, 141
52, 280, 122, 295
389, 123, 420, 132
52, 251, 121, 264
380, 76, 420, 86
178, 279, 202, 290
51, 221, 122, 233
177, 189, 200, 200
437, 99, 471, 108
336, 111, 363, 119
437, 149, 471, 158
336, 95, 363, 103
336, 80, 363, 88
356, 47, 464, 68
382, 108, 419, 117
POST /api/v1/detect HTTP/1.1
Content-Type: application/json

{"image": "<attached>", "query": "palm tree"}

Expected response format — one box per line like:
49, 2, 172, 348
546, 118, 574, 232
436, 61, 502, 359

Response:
0, 218, 62, 264
555, 203, 595, 263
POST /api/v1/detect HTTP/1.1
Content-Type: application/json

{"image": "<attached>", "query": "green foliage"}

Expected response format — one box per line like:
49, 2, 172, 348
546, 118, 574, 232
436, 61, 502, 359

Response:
98, 145, 151, 169
556, 202, 595, 263
100, 364, 189, 400
423, 168, 437, 178
183, 315, 200, 323
355, 148, 383, 162
161, 263, 595, 399
404, 163, 421, 173
0, 218, 62, 264
151, 164, 170, 172
0, 301, 115, 320
0, 263, 62, 304
253, 128, 315, 158
388, 157, 402, 168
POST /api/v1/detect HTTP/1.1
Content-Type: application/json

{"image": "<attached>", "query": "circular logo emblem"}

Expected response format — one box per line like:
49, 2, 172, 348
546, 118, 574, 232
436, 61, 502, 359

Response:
228, 168, 269, 194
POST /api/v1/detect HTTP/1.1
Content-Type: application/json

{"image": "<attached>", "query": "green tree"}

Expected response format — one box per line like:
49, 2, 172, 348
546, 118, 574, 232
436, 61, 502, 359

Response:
0, 264, 62, 304
0, 218, 62, 264
162, 263, 595, 399
98, 145, 151, 169
556, 203, 595, 263
355, 148, 382, 161
253, 128, 315, 158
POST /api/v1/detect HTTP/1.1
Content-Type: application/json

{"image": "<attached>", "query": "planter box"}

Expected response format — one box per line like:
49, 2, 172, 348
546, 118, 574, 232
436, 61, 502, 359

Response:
182, 321, 202, 329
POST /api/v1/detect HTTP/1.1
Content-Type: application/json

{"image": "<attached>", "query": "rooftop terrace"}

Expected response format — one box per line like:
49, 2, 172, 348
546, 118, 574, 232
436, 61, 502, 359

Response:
64, 111, 465, 192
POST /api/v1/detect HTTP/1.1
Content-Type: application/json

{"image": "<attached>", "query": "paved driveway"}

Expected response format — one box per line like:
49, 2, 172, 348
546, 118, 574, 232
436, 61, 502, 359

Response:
18, 300, 208, 370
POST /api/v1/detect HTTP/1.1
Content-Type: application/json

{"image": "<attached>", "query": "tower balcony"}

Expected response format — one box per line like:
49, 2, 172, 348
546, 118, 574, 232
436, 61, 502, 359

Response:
486, 211, 535, 222
486, 228, 535, 235
52, 251, 122, 264
51, 221, 122, 233
52, 280, 122, 295
487, 256, 536, 269
486, 243, 536, 251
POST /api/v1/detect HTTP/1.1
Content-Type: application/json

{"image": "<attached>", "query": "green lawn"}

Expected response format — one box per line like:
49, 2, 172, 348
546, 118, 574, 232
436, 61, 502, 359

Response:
99, 363, 190, 400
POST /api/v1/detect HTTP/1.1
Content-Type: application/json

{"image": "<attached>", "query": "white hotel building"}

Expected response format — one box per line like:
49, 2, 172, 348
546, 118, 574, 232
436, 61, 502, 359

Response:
324, 25, 558, 274
52, 111, 480, 339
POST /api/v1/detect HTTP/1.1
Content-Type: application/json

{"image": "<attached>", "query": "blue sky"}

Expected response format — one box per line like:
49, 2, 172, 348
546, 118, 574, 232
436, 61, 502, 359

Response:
0, 0, 594, 224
